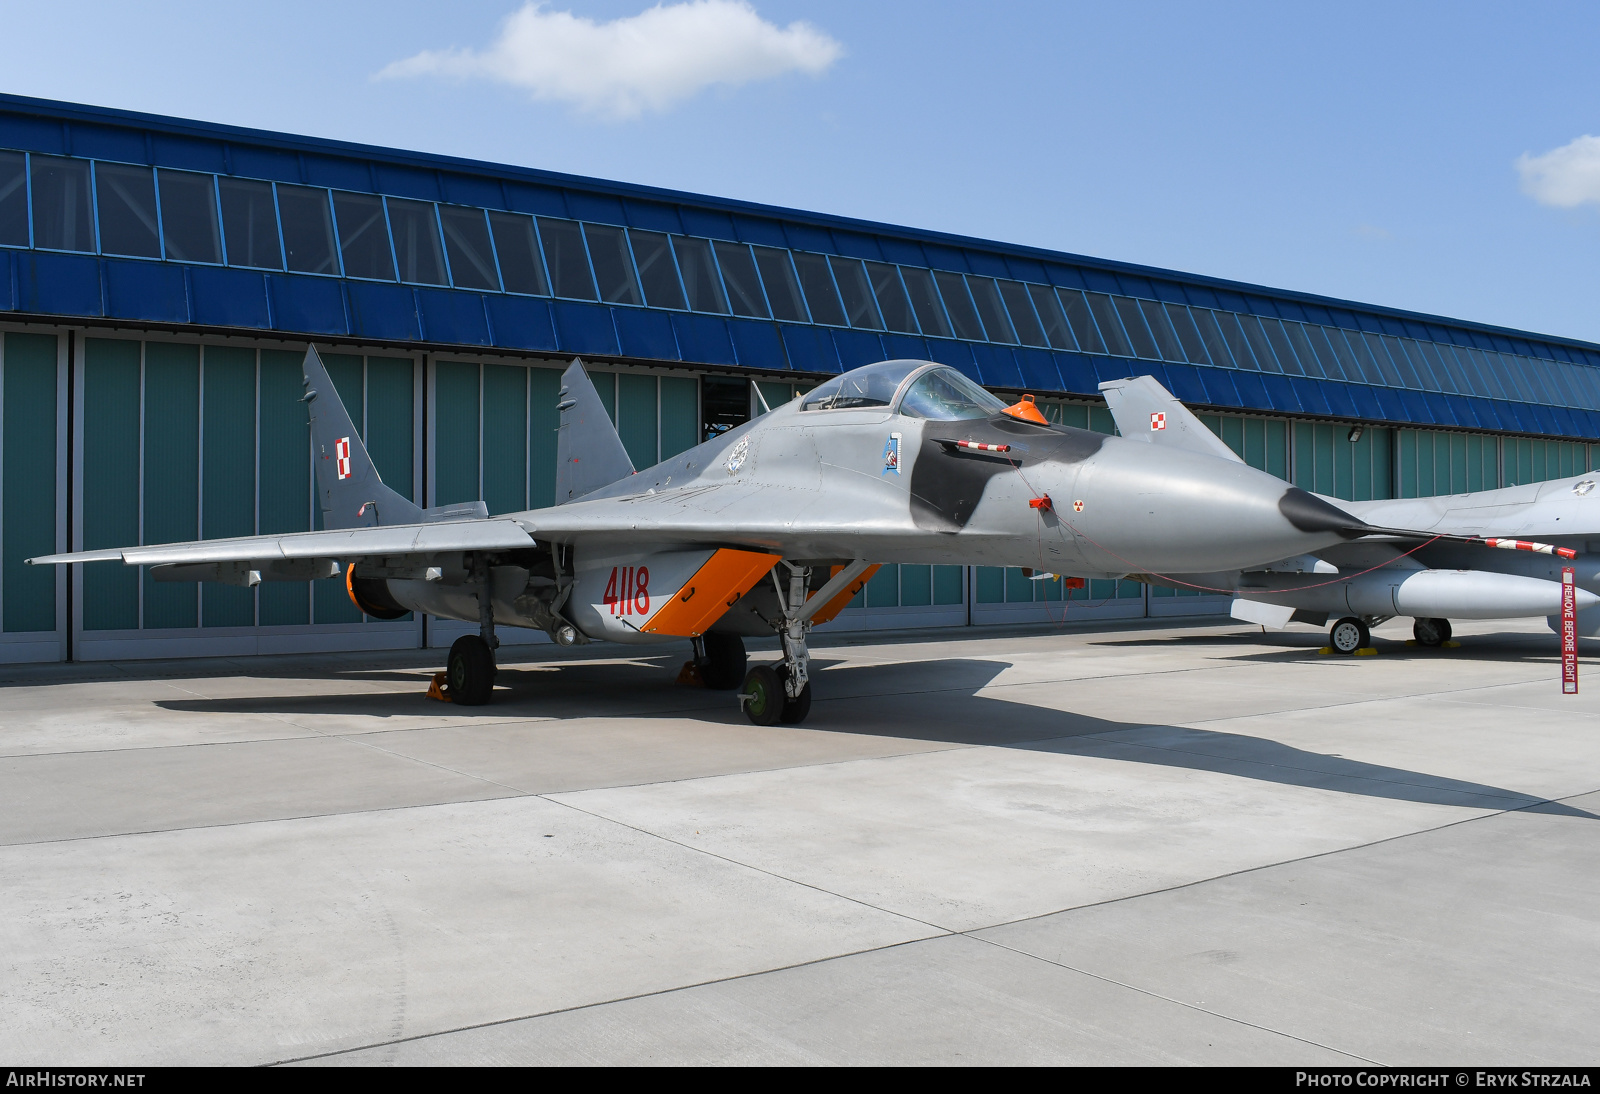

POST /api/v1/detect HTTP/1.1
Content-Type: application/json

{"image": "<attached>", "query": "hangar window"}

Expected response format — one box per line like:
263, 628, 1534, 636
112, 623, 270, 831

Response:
94, 162, 160, 258
829, 257, 883, 330
1458, 346, 1505, 400
1030, 284, 1074, 350
157, 170, 220, 265
218, 178, 282, 270
672, 236, 728, 313
276, 185, 338, 275
1281, 321, 1327, 379
1259, 317, 1304, 375
586, 224, 642, 305
1112, 297, 1156, 358
1238, 314, 1282, 373
714, 241, 769, 318
1137, 299, 1183, 361
1163, 303, 1208, 364
488, 212, 548, 295
792, 253, 845, 326
630, 230, 686, 309
539, 217, 598, 300
753, 246, 807, 322
1321, 326, 1366, 383
1057, 290, 1105, 355
438, 205, 499, 291
1386, 337, 1432, 391
1189, 309, 1235, 368
1356, 332, 1400, 386
867, 261, 917, 334
935, 272, 984, 341
1214, 311, 1261, 370
333, 192, 395, 280
387, 198, 446, 285
0, 152, 29, 247
1085, 293, 1133, 358
900, 268, 951, 337
967, 278, 1015, 343
998, 280, 1046, 347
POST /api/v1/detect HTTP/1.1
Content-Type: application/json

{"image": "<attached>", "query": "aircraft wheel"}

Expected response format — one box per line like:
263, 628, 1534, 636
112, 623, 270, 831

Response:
448, 635, 496, 706
741, 665, 784, 726
1413, 617, 1448, 647
700, 633, 747, 690
1329, 616, 1369, 655
778, 669, 812, 725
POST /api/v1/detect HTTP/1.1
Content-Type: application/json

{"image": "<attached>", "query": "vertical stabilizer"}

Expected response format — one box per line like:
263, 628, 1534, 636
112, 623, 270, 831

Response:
556, 358, 635, 503
1099, 374, 1243, 464
303, 347, 423, 529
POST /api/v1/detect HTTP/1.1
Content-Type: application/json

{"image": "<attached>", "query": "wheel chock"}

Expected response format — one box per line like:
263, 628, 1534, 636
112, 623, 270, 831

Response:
1442, 640, 1462, 649
675, 661, 704, 686
1354, 647, 1378, 656
426, 672, 453, 702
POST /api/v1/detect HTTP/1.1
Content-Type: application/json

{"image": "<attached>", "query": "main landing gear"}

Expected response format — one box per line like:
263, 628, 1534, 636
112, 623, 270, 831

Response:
693, 633, 748, 690
1329, 616, 1371, 655
444, 564, 500, 705
1412, 617, 1453, 647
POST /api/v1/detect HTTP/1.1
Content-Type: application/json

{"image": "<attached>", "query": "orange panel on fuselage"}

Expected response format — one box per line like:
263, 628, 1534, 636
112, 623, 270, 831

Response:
641, 549, 783, 637
805, 564, 881, 626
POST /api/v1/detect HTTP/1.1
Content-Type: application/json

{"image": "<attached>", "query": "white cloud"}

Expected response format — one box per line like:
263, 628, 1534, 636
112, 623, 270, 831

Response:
1515, 135, 1600, 208
376, 1, 842, 121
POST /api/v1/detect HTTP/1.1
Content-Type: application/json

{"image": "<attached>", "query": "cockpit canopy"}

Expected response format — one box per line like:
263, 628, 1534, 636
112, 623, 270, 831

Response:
799, 360, 1008, 421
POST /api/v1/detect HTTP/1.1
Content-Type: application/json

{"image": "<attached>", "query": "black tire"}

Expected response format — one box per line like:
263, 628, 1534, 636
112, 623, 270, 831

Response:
1436, 617, 1452, 643
741, 665, 783, 726
700, 632, 747, 690
448, 635, 496, 706
1330, 616, 1369, 655
1413, 618, 1445, 647
778, 669, 812, 724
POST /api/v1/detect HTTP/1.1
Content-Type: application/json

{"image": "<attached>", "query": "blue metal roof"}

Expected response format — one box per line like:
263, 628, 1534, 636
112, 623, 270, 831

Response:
1, 91, 1597, 441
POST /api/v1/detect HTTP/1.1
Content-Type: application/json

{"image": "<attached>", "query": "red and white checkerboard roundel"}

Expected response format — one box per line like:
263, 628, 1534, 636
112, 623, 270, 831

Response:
335, 437, 352, 480
1150, 412, 1166, 431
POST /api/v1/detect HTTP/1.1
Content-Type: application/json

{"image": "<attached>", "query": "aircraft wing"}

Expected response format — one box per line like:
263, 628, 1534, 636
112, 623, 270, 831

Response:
29, 518, 536, 568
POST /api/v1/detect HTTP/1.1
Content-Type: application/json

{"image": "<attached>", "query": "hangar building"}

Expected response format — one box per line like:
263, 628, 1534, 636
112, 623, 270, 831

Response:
1, 93, 1596, 663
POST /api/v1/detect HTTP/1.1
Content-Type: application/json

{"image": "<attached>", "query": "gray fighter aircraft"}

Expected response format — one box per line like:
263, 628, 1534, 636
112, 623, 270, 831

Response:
31, 349, 1439, 721
1100, 374, 1599, 654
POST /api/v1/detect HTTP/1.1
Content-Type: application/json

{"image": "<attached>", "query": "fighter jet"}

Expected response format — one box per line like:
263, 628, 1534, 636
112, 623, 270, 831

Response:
1100, 374, 1598, 654
31, 349, 1407, 722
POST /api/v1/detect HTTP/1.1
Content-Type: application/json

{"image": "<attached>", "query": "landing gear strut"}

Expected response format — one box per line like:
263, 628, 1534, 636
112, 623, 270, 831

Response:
447, 559, 500, 706
741, 561, 815, 726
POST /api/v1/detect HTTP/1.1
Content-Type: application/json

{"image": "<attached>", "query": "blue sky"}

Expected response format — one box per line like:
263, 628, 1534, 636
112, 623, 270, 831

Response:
4, 1, 1599, 341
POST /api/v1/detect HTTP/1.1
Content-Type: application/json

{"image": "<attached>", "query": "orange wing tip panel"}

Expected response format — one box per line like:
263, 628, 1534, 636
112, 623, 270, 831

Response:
806, 564, 881, 626
1004, 394, 1050, 424
642, 549, 782, 637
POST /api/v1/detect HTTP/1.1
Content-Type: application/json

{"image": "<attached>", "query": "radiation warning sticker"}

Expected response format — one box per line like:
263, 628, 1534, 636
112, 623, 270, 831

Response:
882, 432, 901, 475
335, 437, 352, 480
1150, 412, 1166, 431
1073, 500, 1084, 512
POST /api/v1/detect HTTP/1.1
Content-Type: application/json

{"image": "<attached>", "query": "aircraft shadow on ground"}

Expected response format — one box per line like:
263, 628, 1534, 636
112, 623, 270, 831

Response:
153, 654, 1594, 821
1094, 630, 1571, 666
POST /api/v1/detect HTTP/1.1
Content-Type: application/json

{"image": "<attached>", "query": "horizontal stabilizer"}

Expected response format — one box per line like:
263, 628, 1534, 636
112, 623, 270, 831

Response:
1231, 597, 1294, 629
1099, 375, 1243, 464
556, 358, 634, 504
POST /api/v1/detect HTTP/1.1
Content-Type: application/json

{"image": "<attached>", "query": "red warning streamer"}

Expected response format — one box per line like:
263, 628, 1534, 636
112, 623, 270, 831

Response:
1562, 566, 1578, 695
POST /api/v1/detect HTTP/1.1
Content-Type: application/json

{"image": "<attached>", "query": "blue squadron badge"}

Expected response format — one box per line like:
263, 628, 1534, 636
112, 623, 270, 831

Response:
882, 432, 901, 475
725, 435, 749, 475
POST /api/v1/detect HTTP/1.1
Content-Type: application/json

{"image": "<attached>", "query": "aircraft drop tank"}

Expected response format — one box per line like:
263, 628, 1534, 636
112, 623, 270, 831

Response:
1238, 568, 1598, 619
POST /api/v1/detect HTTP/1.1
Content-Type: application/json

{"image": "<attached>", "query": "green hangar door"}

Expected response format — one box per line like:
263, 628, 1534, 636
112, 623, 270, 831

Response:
1, 331, 67, 664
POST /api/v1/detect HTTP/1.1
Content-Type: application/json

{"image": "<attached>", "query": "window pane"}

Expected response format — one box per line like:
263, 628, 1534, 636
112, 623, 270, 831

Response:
157, 170, 220, 264
1238, 314, 1282, 372
1113, 297, 1158, 358
95, 162, 159, 258
386, 198, 446, 285
586, 224, 642, 305
1323, 327, 1367, 383
1393, 338, 1439, 391
276, 184, 337, 274
489, 212, 547, 295
0, 151, 25, 247
30, 155, 94, 252
830, 257, 883, 329
968, 277, 1015, 342
218, 178, 281, 269
935, 271, 984, 340
714, 241, 767, 317
793, 252, 845, 325
753, 246, 804, 321
1191, 309, 1236, 367
900, 268, 951, 337
1164, 304, 1208, 364
1000, 281, 1047, 346
1086, 293, 1133, 357
673, 236, 727, 313
1357, 332, 1401, 386
1459, 346, 1506, 400
439, 206, 498, 290
1418, 340, 1467, 396
1139, 299, 1184, 361
1259, 317, 1304, 375
1030, 284, 1074, 350
1213, 312, 1259, 369
866, 261, 916, 333
1281, 321, 1326, 379
1059, 289, 1105, 354
540, 217, 597, 300
632, 229, 685, 309
333, 192, 394, 279
1377, 335, 1423, 389
1491, 351, 1537, 403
